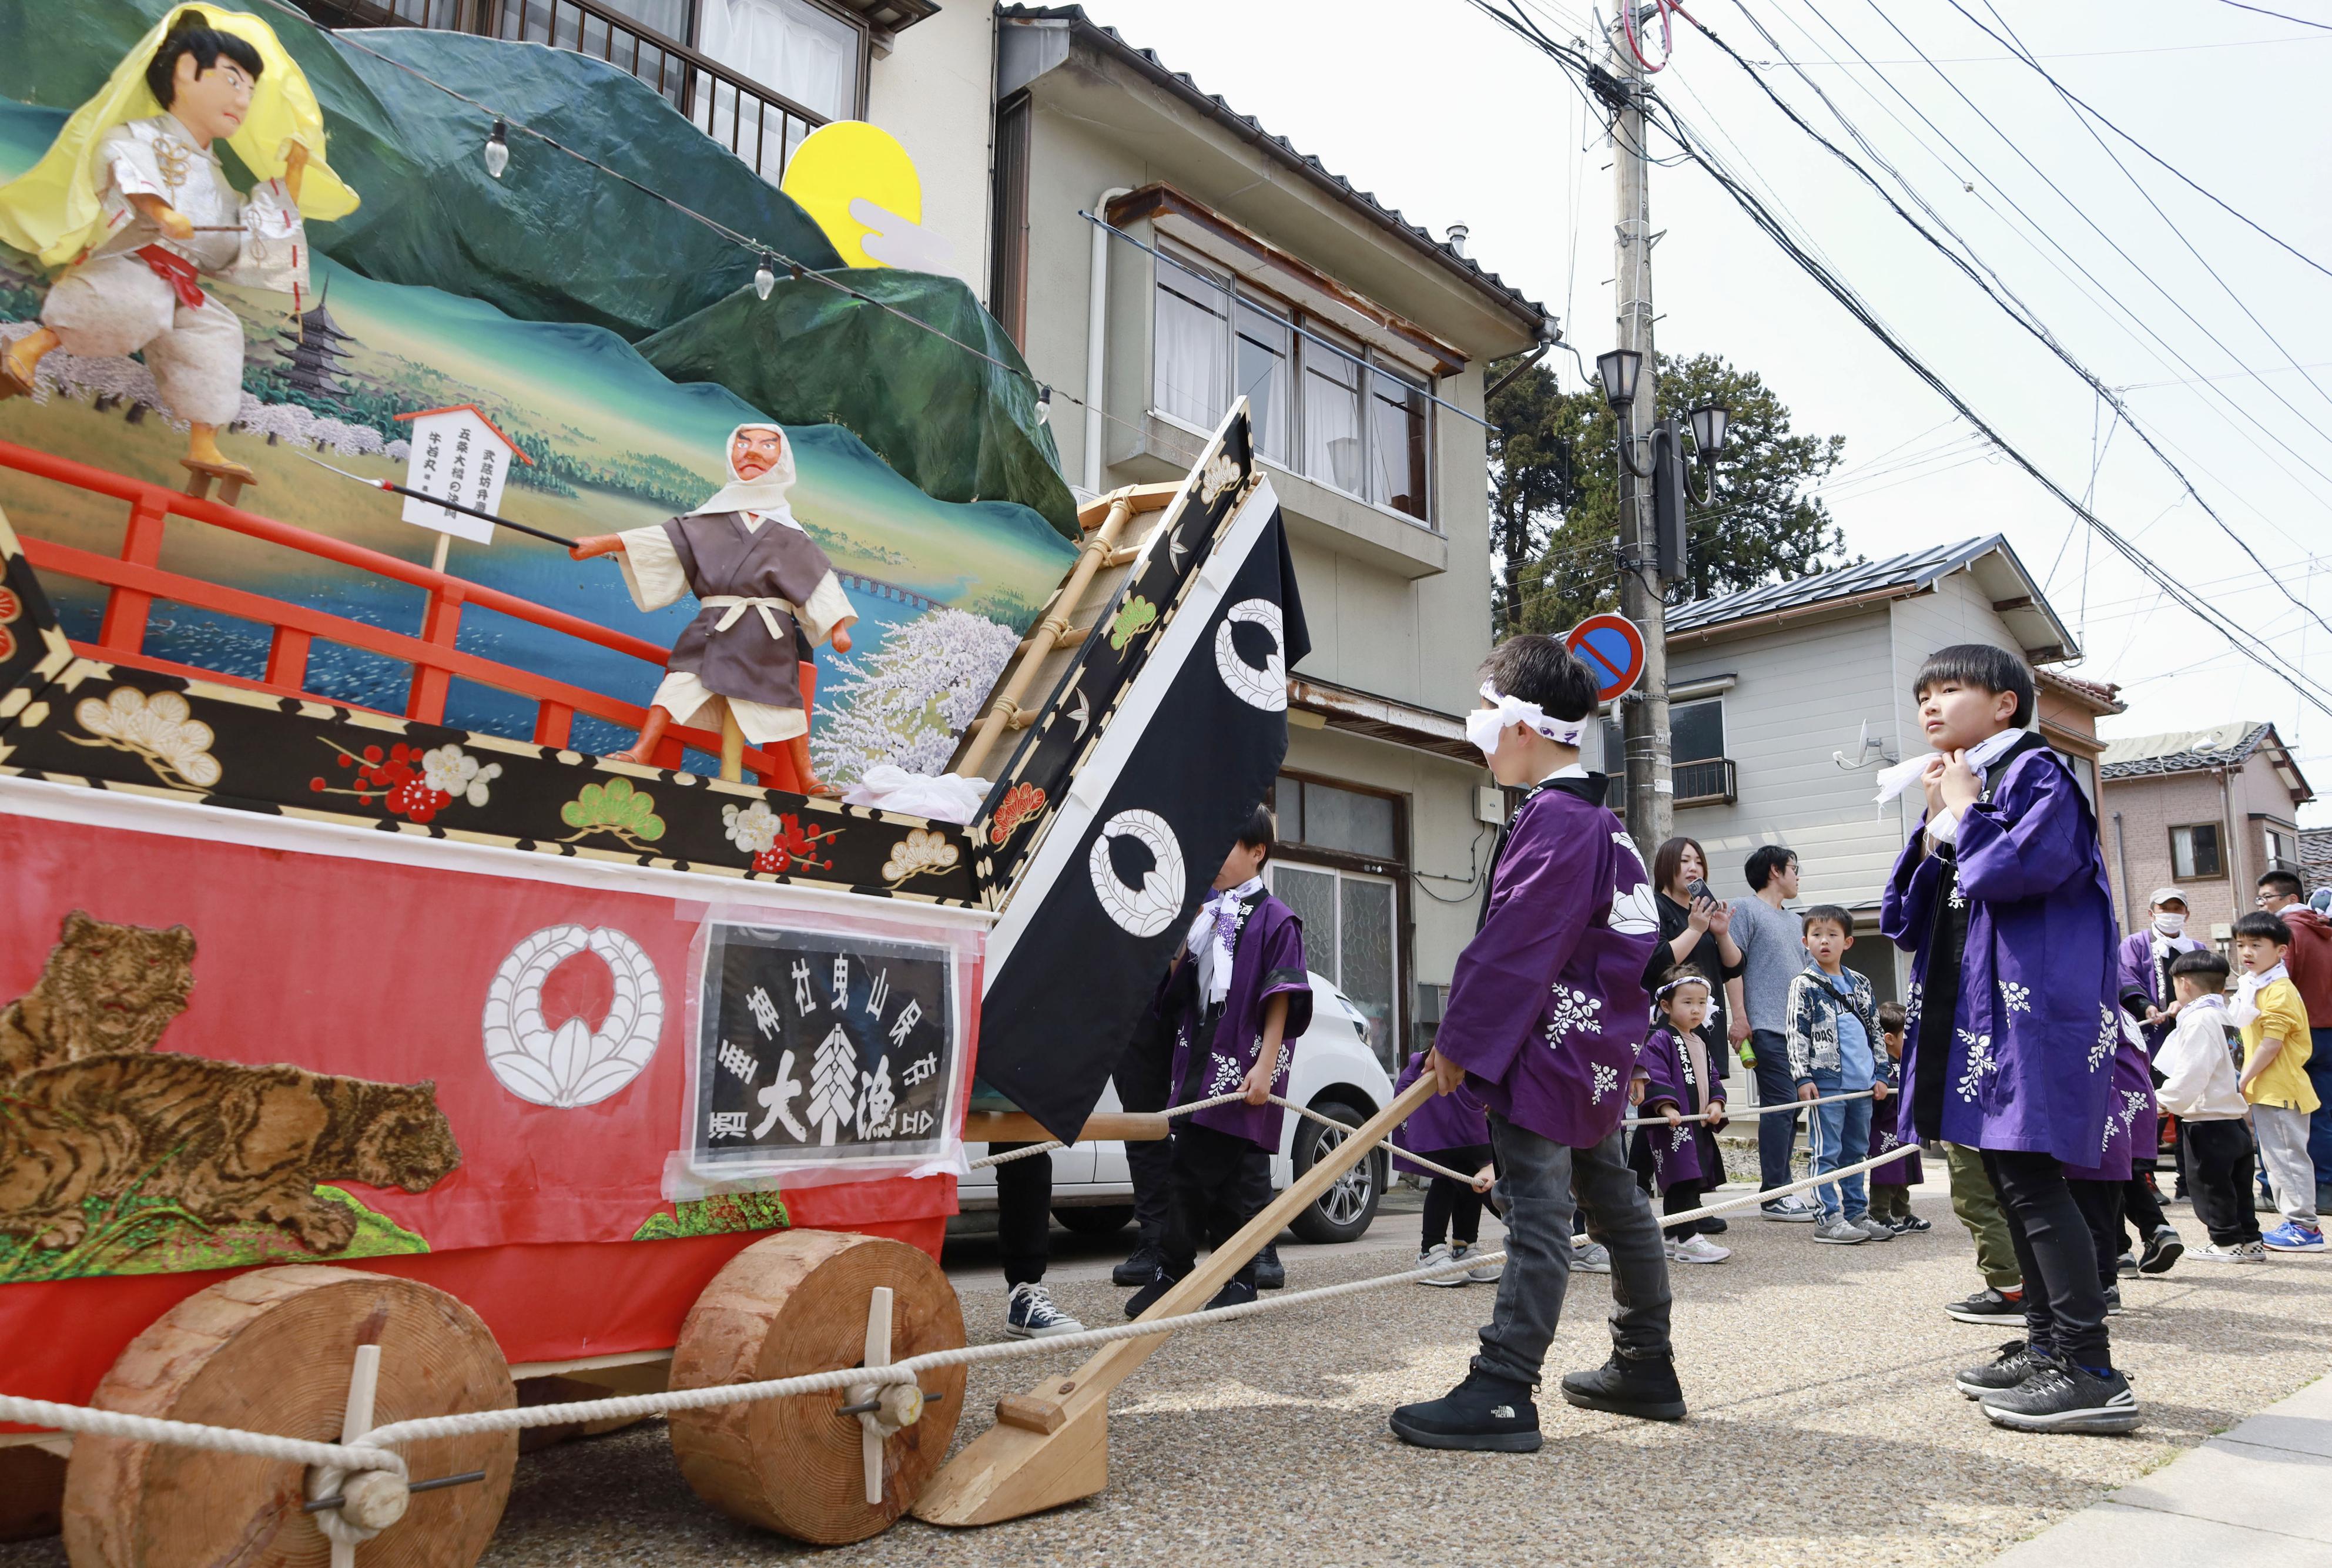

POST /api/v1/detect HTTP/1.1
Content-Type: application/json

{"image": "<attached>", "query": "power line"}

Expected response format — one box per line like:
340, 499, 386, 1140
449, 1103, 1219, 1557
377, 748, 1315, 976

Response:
2216, 1, 2332, 32
1691, 2, 2332, 644
1754, 29, 2332, 65
1476, 5, 2332, 715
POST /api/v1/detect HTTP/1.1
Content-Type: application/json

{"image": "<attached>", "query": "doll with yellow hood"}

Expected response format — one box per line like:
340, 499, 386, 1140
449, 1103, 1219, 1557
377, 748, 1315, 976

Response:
0, 6, 358, 485
572, 424, 858, 795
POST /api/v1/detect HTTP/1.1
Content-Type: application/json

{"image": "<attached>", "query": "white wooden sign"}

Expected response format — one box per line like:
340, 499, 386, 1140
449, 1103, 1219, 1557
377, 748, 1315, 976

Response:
392, 404, 528, 545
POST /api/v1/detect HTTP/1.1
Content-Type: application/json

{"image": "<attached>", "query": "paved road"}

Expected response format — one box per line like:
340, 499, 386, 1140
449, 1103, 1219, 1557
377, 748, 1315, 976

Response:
6, 1177, 2326, 1567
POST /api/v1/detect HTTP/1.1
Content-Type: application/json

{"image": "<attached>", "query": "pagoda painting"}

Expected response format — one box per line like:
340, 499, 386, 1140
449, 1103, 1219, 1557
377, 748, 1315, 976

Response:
274, 284, 366, 404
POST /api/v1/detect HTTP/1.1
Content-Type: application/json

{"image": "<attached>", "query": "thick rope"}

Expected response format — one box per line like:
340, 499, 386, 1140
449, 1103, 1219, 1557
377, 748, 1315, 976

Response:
0, 1396, 406, 1477
969, 1091, 1485, 1186
1621, 1086, 1882, 1128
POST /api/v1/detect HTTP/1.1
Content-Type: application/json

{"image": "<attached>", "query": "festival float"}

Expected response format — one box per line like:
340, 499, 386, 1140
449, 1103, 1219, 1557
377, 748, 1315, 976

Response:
0, 4, 1342, 1560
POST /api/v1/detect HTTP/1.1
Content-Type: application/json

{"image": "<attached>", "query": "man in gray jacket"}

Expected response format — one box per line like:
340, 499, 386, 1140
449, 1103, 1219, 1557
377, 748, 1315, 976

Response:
1731, 845, 1812, 1219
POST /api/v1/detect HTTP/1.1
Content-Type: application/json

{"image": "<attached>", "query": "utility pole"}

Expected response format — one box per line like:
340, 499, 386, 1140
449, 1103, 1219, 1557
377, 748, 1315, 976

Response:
1610, 13, 1671, 856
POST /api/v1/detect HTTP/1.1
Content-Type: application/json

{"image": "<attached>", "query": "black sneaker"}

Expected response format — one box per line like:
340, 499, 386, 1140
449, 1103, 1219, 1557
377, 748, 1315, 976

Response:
2138, 1225, 2183, 1275
1697, 1215, 1728, 1235
1123, 1265, 1185, 1318
1205, 1277, 1258, 1312
2103, 1285, 2123, 1316
1956, 1340, 2043, 1401
1254, 1243, 1285, 1291
1112, 1241, 1166, 1287
1894, 1214, 1934, 1234
1558, 1349, 1687, 1422
2115, 1250, 2138, 1279
1389, 1363, 1543, 1452
1945, 1286, 2026, 1325
1980, 1357, 2140, 1435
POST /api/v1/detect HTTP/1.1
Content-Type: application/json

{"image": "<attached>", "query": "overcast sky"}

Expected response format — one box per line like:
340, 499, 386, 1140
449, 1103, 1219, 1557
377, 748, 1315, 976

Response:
1075, 0, 2332, 827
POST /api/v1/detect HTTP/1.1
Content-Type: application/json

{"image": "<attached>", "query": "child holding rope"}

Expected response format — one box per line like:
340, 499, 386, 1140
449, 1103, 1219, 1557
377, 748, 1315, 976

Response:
1865, 1002, 1929, 1234
1124, 807, 1312, 1316
1389, 636, 1670, 1453
1881, 644, 2139, 1435
1631, 969, 1731, 1264
1393, 1051, 1500, 1285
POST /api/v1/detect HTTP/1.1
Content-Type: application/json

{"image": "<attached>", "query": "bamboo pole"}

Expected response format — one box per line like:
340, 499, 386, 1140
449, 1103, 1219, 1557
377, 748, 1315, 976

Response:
718, 706, 745, 784
955, 491, 1136, 779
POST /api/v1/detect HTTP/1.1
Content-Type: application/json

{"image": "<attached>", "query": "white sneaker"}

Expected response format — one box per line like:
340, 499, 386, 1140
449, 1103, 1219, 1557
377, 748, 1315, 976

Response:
1418, 1241, 1465, 1286
1673, 1234, 1731, 1264
2190, 1240, 2268, 1264
1452, 1242, 1503, 1283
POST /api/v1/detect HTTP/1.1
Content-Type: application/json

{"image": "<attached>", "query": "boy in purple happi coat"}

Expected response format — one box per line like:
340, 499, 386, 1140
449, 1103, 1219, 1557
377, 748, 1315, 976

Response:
1393, 1051, 1500, 1285
1881, 644, 2140, 1435
1125, 806, 1311, 1316
1389, 636, 1671, 1453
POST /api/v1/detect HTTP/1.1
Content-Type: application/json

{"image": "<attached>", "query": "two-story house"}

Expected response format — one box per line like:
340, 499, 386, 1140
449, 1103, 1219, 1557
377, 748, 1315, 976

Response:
1604, 535, 2120, 1006
2099, 723, 2315, 941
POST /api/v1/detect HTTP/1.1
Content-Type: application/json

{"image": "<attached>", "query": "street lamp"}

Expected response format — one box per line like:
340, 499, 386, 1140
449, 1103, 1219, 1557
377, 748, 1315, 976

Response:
1595, 349, 1643, 411
1685, 400, 1729, 501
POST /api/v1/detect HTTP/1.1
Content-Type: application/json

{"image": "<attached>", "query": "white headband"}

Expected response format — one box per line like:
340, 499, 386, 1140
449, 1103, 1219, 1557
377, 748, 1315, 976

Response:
1466, 679, 1590, 758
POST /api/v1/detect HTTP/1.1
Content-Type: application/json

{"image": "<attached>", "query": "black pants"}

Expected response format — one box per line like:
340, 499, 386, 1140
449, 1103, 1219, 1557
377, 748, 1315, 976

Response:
1661, 1179, 1705, 1242
1983, 1148, 2112, 1368
993, 1144, 1051, 1289
1423, 1179, 1483, 1248
1163, 1122, 1273, 1289
2182, 1119, 2263, 1246
1114, 1021, 1176, 1247
2119, 1171, 2167, 1251
2068, 1178, 2124, 1293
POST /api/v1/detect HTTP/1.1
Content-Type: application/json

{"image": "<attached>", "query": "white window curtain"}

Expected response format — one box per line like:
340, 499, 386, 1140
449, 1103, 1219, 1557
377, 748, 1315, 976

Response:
1155, 254, 1229, 431
1302, 328, 1365, 497
696, 0, 859, 122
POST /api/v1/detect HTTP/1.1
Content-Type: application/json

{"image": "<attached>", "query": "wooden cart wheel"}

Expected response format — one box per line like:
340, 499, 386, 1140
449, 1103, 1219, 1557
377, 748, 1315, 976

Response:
63, 1265, 517, 1568
668, 1230, 966, 1544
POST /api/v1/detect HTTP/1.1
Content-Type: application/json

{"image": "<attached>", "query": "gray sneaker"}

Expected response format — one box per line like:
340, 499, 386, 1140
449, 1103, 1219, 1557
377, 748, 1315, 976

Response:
1452, 1242, 1504, 1283
1854, 1214, 1897, 1242
1573, 1242, 1613, 1274
1813, 1215, 1867, 1245
1417, 1241, 1465, 1287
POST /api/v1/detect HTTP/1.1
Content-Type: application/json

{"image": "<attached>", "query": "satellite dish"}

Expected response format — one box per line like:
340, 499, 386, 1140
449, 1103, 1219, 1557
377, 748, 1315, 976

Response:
1832, 720, 1894, 770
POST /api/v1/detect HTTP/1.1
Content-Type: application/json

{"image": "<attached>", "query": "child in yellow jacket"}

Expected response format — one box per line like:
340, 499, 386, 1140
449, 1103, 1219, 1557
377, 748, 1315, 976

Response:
2232, 911, 2320, 1251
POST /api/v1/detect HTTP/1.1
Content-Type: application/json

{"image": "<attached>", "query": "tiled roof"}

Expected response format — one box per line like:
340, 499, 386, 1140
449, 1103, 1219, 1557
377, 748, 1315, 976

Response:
1663, 535, 2070, 653
2099, 723, 2275, 780
2301, 828, 2332, 890
2037, 667, 2125, 715
997, 5, 1547, 330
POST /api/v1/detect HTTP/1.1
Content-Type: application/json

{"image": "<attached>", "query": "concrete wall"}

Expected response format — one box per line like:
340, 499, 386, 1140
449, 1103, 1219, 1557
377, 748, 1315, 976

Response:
863, 1, 997, 300
2103, 752, 2305, 940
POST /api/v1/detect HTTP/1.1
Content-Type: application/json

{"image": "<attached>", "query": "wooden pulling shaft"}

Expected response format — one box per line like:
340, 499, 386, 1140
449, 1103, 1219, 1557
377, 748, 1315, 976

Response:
913, 1072, 1439, 1527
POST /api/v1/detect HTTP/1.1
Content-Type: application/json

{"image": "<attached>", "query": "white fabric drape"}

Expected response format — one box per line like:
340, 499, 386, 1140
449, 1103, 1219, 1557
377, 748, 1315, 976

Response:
695, 0, 856, 122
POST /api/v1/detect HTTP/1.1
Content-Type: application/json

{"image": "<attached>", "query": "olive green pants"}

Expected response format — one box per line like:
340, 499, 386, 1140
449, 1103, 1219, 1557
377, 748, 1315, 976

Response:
1946, 1141, 2023, 1290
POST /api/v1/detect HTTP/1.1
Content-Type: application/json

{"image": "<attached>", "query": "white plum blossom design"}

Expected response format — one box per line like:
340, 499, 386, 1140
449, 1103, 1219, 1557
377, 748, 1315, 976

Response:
1904, 980, 1923, 1037
421, 743, 501, 806
2122, 1089, 2147, 1130
69, 687, 220, 789
1206, 1053, 1245, 1097
1877, 1129, 1902, 1153
722, 799, 781, 855
1590, 1063, 1620, 1104
1954, 1028, 1998, 1104
1999, 980, 2031, 1016
2089, 1003, 2117, 1071
1543, 985, 1605, 1045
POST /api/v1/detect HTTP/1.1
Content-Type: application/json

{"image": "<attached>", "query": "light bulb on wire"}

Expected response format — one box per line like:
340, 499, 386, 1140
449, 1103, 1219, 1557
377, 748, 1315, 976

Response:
753, 253, 776, 301
1036, 385, 1052, 425
484, 119, 510, 180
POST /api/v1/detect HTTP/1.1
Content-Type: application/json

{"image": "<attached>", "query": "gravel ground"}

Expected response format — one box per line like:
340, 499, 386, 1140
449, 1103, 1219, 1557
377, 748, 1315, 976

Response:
7, 1179, 2328, 1568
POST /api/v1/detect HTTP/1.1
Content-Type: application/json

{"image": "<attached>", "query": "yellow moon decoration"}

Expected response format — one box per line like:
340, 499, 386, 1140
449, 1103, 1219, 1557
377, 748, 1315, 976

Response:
780, 121, 922, 270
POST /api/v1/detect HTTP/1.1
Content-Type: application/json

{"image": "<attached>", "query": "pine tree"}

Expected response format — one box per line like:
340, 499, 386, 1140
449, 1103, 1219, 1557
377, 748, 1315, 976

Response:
806, 1025, 859, 1146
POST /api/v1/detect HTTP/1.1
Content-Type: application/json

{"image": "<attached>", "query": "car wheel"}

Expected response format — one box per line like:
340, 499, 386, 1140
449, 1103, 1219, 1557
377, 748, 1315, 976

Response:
1288, 1098, 1384, 1244
1052, 1205, 1136, 1237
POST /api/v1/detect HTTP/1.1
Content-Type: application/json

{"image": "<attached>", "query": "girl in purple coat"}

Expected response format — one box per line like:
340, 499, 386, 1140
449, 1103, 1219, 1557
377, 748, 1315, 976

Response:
1882, 644, 2138, 1435
1393, 1051, 1499, 1285
1629, 970, 1731, 1264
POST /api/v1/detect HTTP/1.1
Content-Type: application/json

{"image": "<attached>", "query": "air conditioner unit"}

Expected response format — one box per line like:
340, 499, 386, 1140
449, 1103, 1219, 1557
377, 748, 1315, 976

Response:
1415, 981, 1448, 1026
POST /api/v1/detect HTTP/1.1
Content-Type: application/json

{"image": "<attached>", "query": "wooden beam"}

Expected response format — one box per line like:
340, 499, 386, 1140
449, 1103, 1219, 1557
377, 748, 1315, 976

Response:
913, 1074, 1438, 1527
1990, 595, 2035, 612
961, 1111, 1169, 1144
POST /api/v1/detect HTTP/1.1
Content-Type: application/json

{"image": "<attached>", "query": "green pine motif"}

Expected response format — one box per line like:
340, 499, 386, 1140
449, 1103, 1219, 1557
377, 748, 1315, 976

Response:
561, 776, 666, 849
632, 1190, 792, 1240
1108, 595, 1158, 651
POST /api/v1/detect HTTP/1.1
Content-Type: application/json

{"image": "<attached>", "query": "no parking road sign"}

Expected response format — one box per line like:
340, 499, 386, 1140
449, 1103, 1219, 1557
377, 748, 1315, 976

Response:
1566, 613, 1646, 703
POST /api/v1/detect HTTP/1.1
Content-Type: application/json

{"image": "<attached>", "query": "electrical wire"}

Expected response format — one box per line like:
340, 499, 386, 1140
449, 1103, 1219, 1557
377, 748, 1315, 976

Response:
1688, 3, 2332, 644
1475, 6, 2332, 715
2216, 1, 2332, 31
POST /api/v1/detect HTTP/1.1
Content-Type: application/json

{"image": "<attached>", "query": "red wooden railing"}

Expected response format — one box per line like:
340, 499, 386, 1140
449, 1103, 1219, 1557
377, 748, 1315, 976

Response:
0, 440, 809, 789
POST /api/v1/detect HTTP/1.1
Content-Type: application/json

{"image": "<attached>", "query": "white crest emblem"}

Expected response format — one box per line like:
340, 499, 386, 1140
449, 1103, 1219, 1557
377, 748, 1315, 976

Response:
1212, 598, 1287, 711
483, 926, 664, 1107
1088, 808, 1187, 936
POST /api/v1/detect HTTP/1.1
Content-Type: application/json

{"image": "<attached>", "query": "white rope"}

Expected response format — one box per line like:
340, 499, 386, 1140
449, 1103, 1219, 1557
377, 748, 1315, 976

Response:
0, 1127, 1919, 1465
1621, 1086, 1884, 1128
968, 1092, 1485, 1187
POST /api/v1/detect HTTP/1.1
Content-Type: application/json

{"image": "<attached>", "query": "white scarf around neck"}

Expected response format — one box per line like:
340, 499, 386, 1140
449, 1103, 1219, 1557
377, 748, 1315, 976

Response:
688, 423, 805, 531
2230, 960, 2287, 1027
1189, 876, 1265, 1008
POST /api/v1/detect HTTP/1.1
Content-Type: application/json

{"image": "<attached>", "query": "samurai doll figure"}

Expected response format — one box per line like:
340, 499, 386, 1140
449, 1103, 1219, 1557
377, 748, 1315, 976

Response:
571, 424, 857, 795
0, 6, 358, 485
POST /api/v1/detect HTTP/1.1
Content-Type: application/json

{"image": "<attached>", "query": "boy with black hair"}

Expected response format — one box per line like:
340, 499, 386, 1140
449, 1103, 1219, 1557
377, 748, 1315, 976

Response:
2155, 949, 2263, 1261
1125, 806, 1312, 1315
1389, 635, 1669, 1452
1733, 844, 1814, 1217
1867, 1000, 1928, 1232
1785, 906, 1892, 1244
2232, 910, 2321, 1251
2254, 870, 2332, 1214
1881, 643, 2139, 1434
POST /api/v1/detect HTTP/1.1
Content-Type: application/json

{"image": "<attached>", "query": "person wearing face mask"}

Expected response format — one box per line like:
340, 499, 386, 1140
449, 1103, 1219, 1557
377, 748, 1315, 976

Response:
2121, 891, 2204, 1053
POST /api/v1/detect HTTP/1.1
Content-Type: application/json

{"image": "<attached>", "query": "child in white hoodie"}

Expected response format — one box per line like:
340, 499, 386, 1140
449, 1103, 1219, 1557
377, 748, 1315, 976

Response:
2155, 950, 2263, 1262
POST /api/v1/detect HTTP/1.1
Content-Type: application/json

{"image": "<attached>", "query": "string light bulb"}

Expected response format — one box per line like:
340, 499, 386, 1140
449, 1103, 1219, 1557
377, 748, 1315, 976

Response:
753, 253, 776, 301
1036, 384, 1052, 425
484, 119, 510, 180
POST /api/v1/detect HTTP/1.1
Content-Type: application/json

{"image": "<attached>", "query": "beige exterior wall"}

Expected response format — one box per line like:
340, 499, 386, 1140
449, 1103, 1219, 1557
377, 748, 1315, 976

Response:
863, 1, 998, 299
2102, 751, 2306, 941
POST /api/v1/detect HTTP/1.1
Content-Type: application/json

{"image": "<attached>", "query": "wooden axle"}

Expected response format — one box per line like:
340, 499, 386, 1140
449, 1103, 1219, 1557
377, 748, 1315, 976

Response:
960, 1110, 1170, 1144
913, 1073, 1438, 1526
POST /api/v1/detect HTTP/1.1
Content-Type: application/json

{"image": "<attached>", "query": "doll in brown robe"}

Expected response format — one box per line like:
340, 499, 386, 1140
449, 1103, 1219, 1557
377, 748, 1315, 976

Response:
571, 424, 856, 793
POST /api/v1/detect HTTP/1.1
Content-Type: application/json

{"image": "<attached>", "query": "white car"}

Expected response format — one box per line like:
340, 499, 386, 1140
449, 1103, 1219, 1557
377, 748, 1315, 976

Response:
959, 971, 1400, 1244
